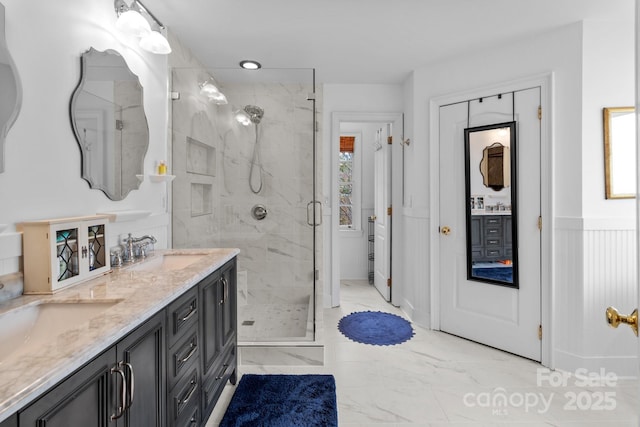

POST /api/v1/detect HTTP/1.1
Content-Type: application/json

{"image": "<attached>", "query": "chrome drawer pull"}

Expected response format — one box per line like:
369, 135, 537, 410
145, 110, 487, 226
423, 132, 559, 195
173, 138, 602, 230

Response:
181, 304, 197, 322
179, 380, 198, 407
181, 342, 197, 363
215, 363, 229, 380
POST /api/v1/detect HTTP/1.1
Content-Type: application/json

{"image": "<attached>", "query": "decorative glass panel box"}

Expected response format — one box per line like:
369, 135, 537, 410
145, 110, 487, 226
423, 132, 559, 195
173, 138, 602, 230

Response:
20, 215, 111, 294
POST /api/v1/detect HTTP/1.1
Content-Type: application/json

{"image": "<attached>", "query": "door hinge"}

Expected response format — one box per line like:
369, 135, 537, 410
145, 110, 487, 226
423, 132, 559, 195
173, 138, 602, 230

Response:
115, 119, 124, 131
314, 269, 319, 280
387, 278, 392, 287
387, 136, 393, 145
537, 216, 542, 231
170, 91, 181, 100
537, 106, 542, 120
538, 324, 543, 340
387, 206, 392, 216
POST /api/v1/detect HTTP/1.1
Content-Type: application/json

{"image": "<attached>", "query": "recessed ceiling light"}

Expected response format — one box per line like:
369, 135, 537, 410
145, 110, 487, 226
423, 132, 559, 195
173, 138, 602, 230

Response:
239, 60, 261, 70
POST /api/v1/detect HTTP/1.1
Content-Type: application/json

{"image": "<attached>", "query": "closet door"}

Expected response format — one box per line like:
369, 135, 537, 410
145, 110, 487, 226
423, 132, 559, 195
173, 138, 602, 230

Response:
439, 88, 542, 361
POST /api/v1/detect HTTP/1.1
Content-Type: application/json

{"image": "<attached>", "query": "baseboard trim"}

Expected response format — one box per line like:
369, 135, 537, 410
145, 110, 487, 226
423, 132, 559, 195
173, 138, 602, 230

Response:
554, 349, 638, 379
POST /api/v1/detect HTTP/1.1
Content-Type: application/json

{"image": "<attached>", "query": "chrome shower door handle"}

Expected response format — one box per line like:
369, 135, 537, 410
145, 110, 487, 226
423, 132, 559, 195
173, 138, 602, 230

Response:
306, 201, 322, 226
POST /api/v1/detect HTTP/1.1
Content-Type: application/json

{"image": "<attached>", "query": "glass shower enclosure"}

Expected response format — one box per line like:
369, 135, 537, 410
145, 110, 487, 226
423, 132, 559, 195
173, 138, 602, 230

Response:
170, 67, 318, 344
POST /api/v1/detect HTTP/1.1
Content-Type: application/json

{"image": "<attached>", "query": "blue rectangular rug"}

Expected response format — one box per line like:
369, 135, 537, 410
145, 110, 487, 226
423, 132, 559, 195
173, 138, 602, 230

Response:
220, 374, 338, 427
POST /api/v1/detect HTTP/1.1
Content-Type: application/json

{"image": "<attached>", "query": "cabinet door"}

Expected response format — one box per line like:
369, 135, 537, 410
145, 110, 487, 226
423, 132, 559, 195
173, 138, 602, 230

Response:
19, 347, 117, 427
200, 272, 222, 376
52, 224, 81, 288
85, 220, 109, 273
116, 311, 166, 427
220, 259, 237, 349
50, 219, 110, 291
0, 414, 17, 427
469, 216, 483, 260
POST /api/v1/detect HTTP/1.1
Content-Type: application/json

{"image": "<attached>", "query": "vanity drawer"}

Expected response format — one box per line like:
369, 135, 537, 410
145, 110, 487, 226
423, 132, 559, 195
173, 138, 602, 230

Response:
484, 226, 502, 237
168, 332, 199, 390
485, 237, 502, 247
484, 216, 502, 226
168, 367, 200, 425
168, 287, 199, 347
485, 248, 503, 258
175, 401, 200, 427
203, 346, 236, 413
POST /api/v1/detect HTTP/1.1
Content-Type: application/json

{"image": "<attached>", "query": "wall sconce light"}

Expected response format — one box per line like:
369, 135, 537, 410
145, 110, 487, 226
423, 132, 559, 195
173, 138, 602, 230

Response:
234, 109, 252, 126
199, 79, 228, 105
114, 0, 171, 55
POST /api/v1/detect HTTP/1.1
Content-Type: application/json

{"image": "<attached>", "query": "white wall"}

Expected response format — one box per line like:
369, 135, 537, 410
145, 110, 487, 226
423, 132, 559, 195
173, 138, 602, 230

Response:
0, 0, 170, 278
582, 19, 635, 218
405, 18, 637, 374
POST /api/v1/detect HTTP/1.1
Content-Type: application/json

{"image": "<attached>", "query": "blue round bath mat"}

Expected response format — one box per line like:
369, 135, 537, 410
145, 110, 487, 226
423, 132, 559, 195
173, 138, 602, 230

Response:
338, 311, 414, 346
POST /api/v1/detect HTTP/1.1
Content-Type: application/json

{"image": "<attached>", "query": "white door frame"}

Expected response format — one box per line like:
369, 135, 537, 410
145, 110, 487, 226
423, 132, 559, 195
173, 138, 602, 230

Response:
428, 73, 554, 367
329, 112, 404, 307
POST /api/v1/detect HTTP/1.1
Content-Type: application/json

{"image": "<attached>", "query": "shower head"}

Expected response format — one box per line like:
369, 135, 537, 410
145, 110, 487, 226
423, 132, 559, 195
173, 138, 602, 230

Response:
244, 105, 264, 124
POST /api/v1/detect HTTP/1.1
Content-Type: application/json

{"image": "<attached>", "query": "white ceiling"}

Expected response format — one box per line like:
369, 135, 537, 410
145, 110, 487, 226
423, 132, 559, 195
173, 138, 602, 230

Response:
144, 0, 634, 84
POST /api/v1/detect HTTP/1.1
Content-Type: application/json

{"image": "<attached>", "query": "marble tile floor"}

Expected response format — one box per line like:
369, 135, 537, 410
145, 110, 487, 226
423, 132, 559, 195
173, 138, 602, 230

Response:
206, 280, 639, 426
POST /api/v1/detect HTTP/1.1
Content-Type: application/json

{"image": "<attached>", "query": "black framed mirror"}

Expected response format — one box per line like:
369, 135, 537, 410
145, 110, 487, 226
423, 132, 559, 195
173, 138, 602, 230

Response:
70, 48, 149, 200
464, 121, 518, 287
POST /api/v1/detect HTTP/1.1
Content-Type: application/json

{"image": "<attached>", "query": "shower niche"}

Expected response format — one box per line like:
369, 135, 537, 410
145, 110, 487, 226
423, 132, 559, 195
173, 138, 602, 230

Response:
186, 136, 216, 176
190, 183, 213, 217
170, 67, 318, 345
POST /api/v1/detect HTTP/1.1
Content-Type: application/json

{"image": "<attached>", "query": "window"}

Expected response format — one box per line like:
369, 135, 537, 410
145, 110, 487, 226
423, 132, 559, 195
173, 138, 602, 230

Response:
339, 135, 359, 230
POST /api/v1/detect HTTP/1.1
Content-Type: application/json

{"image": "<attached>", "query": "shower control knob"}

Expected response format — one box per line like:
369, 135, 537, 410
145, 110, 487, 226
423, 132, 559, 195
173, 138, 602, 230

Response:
252, 204, 268, 221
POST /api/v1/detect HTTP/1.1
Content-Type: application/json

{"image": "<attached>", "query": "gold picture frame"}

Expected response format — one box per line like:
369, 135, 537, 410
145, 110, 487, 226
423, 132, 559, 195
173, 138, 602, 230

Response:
603, 106, 636, 199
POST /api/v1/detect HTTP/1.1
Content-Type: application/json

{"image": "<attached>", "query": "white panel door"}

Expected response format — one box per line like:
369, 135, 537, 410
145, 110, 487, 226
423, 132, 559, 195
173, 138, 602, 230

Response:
374, 125, 391, 301
439, 88, 542, 361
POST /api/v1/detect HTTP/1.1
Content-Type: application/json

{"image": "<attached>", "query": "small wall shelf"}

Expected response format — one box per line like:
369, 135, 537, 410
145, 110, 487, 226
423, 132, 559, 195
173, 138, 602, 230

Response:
136, 174, 176, 183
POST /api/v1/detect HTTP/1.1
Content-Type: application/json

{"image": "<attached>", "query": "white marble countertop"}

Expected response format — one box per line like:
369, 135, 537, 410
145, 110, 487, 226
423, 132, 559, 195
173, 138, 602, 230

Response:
0, 247, 239, 422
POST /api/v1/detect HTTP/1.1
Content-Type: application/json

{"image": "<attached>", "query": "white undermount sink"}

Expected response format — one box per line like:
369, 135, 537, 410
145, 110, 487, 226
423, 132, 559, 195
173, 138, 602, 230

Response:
0, 301, 120, 365
126, 254, 205, 272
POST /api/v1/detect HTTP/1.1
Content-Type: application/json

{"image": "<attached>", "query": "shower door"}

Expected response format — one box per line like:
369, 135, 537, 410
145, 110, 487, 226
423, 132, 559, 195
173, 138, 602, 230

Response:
170, 67, 318, 343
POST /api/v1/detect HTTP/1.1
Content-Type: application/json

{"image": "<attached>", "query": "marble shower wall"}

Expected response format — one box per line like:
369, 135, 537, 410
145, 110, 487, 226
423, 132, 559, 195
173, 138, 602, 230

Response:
170, 66, 317, 301
216, 81, 316, 295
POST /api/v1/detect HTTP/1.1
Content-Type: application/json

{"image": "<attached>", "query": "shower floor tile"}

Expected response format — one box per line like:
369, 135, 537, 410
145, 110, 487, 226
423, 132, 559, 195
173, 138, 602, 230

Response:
238, 303, 309, 340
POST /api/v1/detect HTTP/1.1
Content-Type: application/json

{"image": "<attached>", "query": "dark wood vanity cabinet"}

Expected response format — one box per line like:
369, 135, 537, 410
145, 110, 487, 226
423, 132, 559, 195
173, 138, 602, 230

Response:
470, 215, 512, 263
166, 287, 201, 427
11, 257, 236, 427
200, 258, 237, 422
117, 311, 166, 427
19, 310, 166, 427
0, 414, 16, 427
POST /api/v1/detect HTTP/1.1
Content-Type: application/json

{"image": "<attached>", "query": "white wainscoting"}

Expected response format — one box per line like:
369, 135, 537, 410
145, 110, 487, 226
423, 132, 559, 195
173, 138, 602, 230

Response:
554, 217, 637, 377
402, 207, 430, 328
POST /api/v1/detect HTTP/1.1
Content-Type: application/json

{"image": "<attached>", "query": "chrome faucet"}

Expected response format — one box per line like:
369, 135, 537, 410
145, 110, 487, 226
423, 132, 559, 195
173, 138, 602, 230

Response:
123, 233, 157, 263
